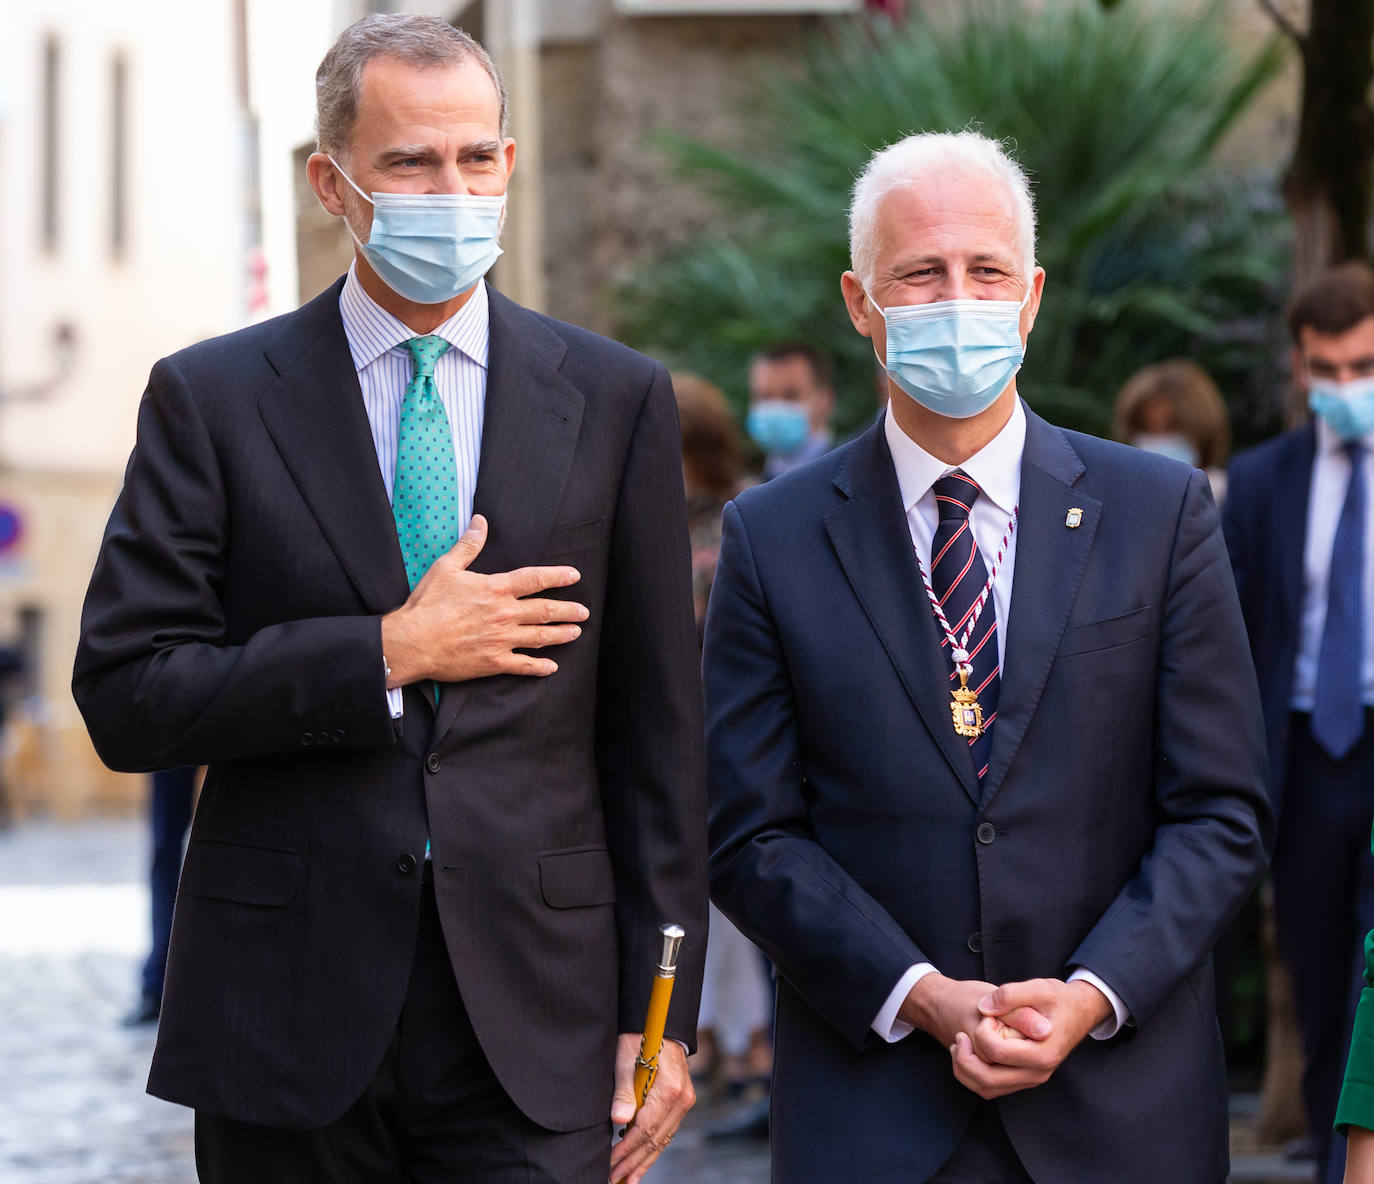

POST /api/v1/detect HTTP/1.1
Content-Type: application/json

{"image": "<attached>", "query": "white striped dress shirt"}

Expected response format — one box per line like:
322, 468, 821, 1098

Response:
338, 265, 491, 718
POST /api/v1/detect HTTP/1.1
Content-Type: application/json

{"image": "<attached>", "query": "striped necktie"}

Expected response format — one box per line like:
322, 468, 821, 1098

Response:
930, 471, 1000, 781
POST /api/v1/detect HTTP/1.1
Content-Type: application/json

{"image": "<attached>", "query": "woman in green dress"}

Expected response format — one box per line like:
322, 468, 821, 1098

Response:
1339, 827, 1374, 1183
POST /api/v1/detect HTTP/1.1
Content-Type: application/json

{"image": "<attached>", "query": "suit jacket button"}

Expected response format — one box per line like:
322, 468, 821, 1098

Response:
332, 729, 347, 744
300, 732, 314, 747
396, 853, 417, 875
315, 730, 330, 745
426, 753, 441, 773
967, 931, 983, 954
976, 822, 997, 845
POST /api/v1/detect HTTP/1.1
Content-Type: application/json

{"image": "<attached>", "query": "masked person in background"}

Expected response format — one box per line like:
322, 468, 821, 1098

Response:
703, 130, 1271, 1182
1224, 261, 1374, 1184
1113, 358, 1231, 506
746, 343, 837, 479
73, 14, 706, 1184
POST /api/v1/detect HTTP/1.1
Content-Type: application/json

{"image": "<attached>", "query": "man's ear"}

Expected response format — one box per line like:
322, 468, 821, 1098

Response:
841, 271, 873, 338
1290, 345, 1307, 390
306, 153, 347, 217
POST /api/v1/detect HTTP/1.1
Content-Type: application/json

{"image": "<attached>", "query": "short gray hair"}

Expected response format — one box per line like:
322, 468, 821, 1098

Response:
848, 131, 1037, 289
315, 13, 508, 159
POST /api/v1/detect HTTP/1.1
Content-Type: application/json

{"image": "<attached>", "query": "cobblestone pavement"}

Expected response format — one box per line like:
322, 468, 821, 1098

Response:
0, 819, 1317, 1184
0, 819, 766, 1184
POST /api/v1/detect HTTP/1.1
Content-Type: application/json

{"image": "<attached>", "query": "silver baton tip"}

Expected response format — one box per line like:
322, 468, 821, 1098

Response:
657, 924, 685, 975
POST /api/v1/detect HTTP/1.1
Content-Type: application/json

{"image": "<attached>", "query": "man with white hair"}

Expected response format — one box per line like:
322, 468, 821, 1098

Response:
702, 130, 1271, 1181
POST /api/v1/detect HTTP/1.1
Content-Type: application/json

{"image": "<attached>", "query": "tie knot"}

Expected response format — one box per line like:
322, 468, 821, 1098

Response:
402, 335, 451, 379
932, 471, 981, 523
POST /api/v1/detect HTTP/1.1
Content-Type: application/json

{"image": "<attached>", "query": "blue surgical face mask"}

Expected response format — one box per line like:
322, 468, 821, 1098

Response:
872, 288, 1030, 419
747, 400, 810, 457
1131, 432, 1200, 468
1309, 377, 1374, 442
329, 156, 505, 304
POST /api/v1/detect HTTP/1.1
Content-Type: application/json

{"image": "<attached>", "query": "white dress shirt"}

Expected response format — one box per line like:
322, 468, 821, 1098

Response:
338, 265, 490, 718
870, 399, 1128, 1043
1291, 417, 1374, 710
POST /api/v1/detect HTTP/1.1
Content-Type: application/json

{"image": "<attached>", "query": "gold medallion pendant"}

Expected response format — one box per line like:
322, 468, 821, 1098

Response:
950, 668, 984, 738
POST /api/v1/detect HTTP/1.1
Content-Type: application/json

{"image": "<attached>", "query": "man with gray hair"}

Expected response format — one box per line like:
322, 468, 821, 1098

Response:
73, 12, 705, 1183
703, 129, 1271, 1181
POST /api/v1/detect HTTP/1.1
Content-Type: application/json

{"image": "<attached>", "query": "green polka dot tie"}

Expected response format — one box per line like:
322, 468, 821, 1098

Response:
393, 335, 458, 590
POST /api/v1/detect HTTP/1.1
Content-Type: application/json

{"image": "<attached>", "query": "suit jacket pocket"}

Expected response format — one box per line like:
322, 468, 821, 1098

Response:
180, 839, 302, 907
539, 845, 616, 908
544, 515, 607, 559
1058, 605, 1152, 657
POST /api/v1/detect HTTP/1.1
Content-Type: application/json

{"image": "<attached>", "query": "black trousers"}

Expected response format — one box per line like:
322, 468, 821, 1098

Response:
194, 873, 609, 1183
1272, 711, 1374, 1184
140, 765, 196, 1001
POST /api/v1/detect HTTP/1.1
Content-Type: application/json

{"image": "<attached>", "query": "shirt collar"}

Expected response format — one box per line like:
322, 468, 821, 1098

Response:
1314, 414, 1374, 455
338, 262, 490, 373
884, 396, 1026, 518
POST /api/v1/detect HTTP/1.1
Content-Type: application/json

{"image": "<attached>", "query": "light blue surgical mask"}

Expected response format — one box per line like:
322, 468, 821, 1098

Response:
1309, 377, 1374, 442
747, 400, 810, 457
872, 289, 1031, 419
329, 156, 505, 305
1131, 432, 1201, 468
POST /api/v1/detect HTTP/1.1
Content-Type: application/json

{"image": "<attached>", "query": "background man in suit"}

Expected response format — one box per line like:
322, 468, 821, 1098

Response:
1223, 262, 1374, 1184
122, 766, 197, 1027
746, 343, 837, 480
703, 130, 1272, 1183
72, 14, 705, 1184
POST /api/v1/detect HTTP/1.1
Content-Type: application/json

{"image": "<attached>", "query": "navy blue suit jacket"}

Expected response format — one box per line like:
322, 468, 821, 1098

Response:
1221, 424, 1317, 817
703, 407, 1271, 1183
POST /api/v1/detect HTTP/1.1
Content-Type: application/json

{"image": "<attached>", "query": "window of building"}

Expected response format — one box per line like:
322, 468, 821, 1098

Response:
111, 53, 128, 259
40, 34, 60, 252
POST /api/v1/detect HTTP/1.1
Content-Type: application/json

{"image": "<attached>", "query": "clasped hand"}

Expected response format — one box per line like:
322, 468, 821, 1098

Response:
381, 515, 588, 686
902, 973, 1112, 1100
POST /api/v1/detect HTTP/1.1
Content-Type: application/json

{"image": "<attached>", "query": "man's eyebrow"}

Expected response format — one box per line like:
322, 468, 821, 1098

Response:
458, 140, 504, 158
378, 145, 438, 163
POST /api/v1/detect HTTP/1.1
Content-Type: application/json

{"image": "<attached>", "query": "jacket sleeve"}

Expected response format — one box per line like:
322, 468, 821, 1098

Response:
72, 356, 400, 772
704, 498, 926, 1051
595, 364, 709, 1046
1068, 469, 1273, 1027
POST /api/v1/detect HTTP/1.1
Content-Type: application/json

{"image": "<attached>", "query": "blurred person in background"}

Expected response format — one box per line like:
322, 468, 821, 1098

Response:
122, 766, 198, 1027
673, 374, 773, 1125
1113, 358, 1231, 504
746, 343, 837, 479
72, 14, 706, 1184
676, 373, 752, 636
1224, 261, 1374, 1184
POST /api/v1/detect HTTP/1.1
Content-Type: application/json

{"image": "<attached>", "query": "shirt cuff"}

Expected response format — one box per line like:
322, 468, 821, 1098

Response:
1068, 967, 1129, 1039
386, 686, 404, 719
872, 963, 937, 1043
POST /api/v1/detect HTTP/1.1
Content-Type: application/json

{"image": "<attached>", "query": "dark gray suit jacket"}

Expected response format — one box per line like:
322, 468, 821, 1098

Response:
704, 407, 1271, 1182
73, 279, 707, 1132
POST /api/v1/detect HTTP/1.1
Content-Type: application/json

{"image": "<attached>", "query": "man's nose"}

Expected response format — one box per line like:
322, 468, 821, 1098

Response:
944, 269, 976, 301
431, 161, 472, 194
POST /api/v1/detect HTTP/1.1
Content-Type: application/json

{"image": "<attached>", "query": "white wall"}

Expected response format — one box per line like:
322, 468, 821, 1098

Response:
0, 0, 245, 476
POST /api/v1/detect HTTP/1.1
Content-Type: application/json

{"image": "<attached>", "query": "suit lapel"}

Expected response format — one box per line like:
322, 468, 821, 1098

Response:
258, 279, 411, 617
825, 422, 981, 802
1275, 425, 1316, 628
979, 410, 1100, 803
433, 288, 586, 739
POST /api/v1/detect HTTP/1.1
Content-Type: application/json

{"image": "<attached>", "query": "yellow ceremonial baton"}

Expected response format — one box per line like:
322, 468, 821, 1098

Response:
632, 923, 686, 1114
